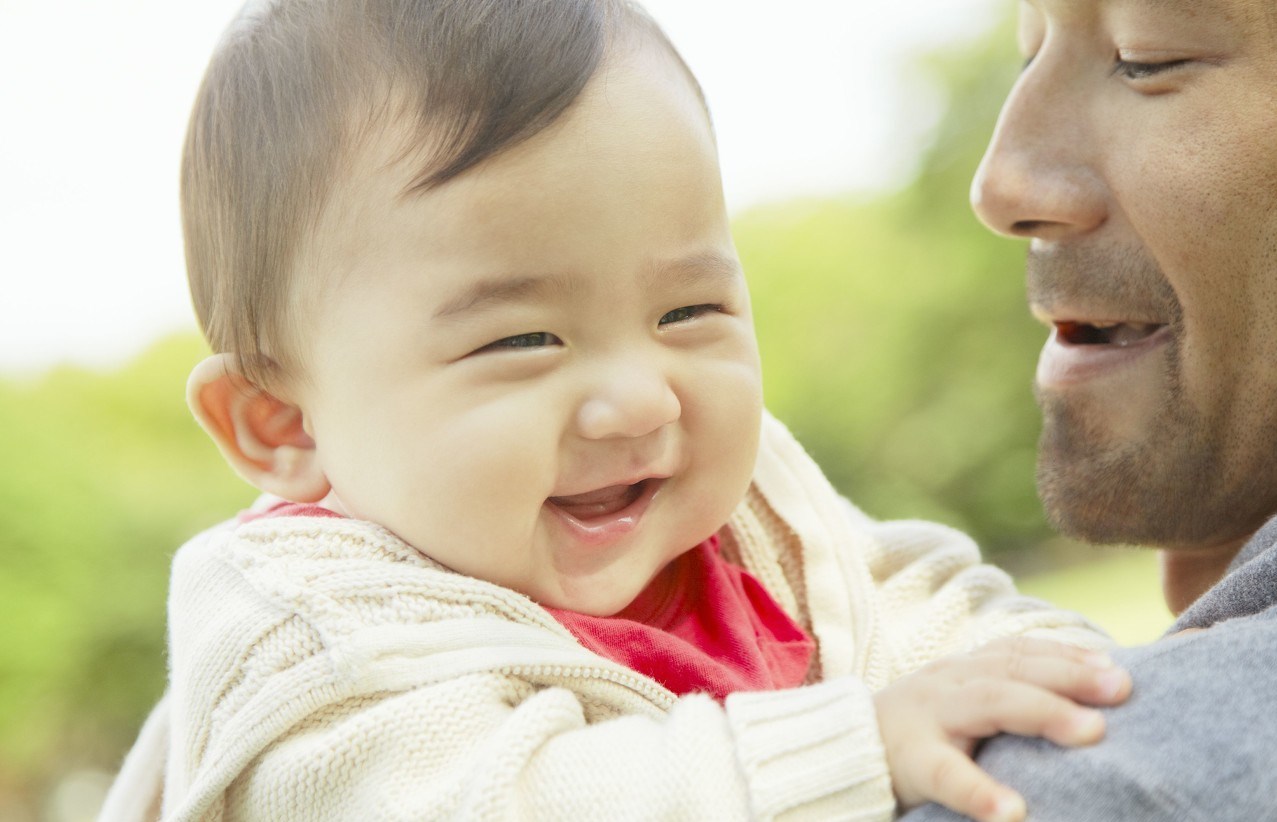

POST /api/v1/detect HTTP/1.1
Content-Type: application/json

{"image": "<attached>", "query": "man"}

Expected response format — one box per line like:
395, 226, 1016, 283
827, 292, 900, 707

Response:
904, 0, 1277, 818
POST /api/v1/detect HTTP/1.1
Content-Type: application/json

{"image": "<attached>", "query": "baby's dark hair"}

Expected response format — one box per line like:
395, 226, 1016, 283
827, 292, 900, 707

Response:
183, 0, 703, 386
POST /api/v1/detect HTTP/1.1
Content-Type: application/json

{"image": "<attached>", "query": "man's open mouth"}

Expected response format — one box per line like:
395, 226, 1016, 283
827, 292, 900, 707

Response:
547, 479, 655, 523
1054, 321, 1166, 347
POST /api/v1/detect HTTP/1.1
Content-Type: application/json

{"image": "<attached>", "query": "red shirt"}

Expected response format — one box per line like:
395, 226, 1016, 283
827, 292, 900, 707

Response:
547, 536, 815, 701
247, 503, 815, 701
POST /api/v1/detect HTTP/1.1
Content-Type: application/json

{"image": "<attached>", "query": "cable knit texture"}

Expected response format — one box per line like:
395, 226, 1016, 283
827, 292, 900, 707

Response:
99, 412, 1107, 822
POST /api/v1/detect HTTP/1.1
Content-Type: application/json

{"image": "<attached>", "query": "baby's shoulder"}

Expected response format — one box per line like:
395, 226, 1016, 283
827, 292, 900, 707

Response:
170, 514, 552, 640
165, 516, 579, 759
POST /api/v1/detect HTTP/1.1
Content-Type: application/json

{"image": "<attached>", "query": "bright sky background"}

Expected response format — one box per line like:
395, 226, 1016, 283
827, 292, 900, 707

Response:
0, 0, 1002, 375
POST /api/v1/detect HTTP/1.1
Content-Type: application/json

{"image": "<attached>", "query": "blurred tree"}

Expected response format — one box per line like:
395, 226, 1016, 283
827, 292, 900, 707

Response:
742, 16, 1045, 559
0, 335, 255, 804
0, 9, 1067, 816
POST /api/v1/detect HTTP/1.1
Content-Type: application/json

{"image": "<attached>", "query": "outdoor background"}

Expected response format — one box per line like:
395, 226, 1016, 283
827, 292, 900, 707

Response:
0, 2, 1171, 820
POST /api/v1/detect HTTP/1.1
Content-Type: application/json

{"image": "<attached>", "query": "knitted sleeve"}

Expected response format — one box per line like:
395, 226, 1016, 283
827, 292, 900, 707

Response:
218, 674, 893, 822
741, 412, 1111, 691
159, 519, 898, 822
859, 514, 1112, 682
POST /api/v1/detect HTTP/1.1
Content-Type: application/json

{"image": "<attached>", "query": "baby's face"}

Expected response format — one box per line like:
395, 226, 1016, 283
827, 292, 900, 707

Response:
292, 46, 763, 615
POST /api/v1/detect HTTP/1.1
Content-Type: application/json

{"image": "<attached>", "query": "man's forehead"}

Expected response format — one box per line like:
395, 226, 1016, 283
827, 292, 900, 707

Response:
1024, 0, 1258, 20
1025, 0, 1277, 48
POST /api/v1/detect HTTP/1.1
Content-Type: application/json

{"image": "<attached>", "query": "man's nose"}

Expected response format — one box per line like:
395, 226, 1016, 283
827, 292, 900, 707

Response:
575, 359, 682, 441
970, 59, 1107, 242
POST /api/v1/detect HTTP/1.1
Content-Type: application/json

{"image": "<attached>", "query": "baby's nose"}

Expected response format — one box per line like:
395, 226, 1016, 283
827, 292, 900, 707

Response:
575, 366, 681, 441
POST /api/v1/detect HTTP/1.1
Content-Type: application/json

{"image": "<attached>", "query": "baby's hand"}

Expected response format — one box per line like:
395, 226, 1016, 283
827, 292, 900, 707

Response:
874, 637, 1130, 822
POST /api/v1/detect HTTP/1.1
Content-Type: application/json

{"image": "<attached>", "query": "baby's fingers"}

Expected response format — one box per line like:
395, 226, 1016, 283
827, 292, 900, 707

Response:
980, 637, 1131, 706
946, 680, 1107, 746
913, 747, 1026, 822
1005, 651, 1130, 707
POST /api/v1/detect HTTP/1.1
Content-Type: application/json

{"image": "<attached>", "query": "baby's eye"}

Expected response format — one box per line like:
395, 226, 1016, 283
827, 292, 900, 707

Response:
476, 331, 562, 353
659, 304, 720, 326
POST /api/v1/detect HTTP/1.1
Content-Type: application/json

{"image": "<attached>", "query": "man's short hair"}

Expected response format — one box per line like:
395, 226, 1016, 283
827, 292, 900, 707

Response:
183, 0, 698, 386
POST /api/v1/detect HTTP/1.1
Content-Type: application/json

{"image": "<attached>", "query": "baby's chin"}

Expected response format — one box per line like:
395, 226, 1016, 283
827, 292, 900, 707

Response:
316, 490, 352, 517
530, 564, 665, 617
527, 577, 636, 616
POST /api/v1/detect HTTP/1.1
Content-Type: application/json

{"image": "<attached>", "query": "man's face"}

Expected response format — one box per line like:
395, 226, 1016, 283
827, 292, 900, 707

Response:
289, 45, 763, 616
971, 0, 1277, 550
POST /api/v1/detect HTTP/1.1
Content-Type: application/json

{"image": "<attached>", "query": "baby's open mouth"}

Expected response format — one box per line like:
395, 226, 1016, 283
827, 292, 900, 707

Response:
548, 479, 653, 522
1055, 320, 1165, 347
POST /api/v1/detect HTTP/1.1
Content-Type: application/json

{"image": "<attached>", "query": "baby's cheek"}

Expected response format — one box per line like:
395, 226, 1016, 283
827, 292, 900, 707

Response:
685, 361, 762, 500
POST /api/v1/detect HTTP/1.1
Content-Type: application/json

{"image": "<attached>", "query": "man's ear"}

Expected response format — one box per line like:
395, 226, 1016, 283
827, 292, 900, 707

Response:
186, 353, 331, 503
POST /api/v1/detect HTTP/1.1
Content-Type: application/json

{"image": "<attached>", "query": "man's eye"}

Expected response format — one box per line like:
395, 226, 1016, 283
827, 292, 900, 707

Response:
659, 304, 720, 326
476, 331, 561, 353
1114, 58, 1190, 81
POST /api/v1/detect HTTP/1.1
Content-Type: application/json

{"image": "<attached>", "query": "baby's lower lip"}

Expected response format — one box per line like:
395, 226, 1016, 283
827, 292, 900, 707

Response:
544, 479, 662, 547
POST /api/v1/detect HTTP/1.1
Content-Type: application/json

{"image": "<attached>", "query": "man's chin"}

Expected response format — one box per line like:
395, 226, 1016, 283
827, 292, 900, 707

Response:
1034, 392, 1192, 545
1036, 436, 1256, 550
1035, 374, 1277, 550
1037, 458, 1144, 546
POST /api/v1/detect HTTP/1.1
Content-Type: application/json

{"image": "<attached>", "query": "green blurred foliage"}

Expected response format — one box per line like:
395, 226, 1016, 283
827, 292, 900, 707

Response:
1019, 550, 1170, 646
744, 17, 1043, 556
0, 336, 256, 799
0, 11, 1147, 815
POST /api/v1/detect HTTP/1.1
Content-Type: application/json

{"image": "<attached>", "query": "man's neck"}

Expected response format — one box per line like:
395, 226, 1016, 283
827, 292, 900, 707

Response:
1160, 538, 1249, 615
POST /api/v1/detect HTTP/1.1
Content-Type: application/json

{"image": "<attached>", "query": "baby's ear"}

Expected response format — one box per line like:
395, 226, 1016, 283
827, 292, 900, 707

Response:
186, 354, 330, 503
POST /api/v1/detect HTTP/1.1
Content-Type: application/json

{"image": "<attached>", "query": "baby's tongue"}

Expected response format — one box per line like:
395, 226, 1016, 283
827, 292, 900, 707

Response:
549, 483, 640, 520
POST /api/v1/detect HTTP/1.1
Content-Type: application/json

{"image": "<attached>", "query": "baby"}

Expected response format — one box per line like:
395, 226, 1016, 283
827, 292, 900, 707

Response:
100, 1, 1128, 821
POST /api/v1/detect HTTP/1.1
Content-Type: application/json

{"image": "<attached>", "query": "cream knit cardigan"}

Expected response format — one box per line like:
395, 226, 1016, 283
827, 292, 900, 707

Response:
99, 413, 1107, 822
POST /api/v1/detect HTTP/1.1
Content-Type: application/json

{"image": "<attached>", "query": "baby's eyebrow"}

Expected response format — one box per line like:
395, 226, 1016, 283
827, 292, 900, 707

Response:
432, 251, 742, 321
644, 251, 743, 292
432, 274, 576, 321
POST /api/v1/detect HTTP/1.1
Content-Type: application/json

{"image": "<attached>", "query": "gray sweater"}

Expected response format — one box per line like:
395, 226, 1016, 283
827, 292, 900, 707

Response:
902, 518, 1277, 821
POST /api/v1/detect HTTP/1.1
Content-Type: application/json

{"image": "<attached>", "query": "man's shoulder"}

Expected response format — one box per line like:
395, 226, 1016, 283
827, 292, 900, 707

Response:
905, 611, 1277, 822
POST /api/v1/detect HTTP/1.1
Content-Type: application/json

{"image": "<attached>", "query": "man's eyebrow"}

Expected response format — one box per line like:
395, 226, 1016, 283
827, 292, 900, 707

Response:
432, 274, 576, 321
1109, 0, 1215, 12
1035, 0, 1208, 14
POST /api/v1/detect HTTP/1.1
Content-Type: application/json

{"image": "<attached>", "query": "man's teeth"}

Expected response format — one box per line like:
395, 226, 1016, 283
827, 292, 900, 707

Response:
1108, 324, 1160, 346
1056, 321, 1162, 346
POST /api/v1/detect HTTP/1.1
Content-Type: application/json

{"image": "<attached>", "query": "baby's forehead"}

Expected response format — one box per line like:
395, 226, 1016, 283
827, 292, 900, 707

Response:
183, 0, 717, 389
312, 47, 719, 264
300, 88, 733, 331
340, 33, 709, 192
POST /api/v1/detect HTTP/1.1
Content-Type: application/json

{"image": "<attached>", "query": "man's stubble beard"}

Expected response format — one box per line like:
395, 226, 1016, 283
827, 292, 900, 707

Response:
1028, 243, 1276, 550
1035, 332, 1277, 549
1034, 338, 1218, 547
